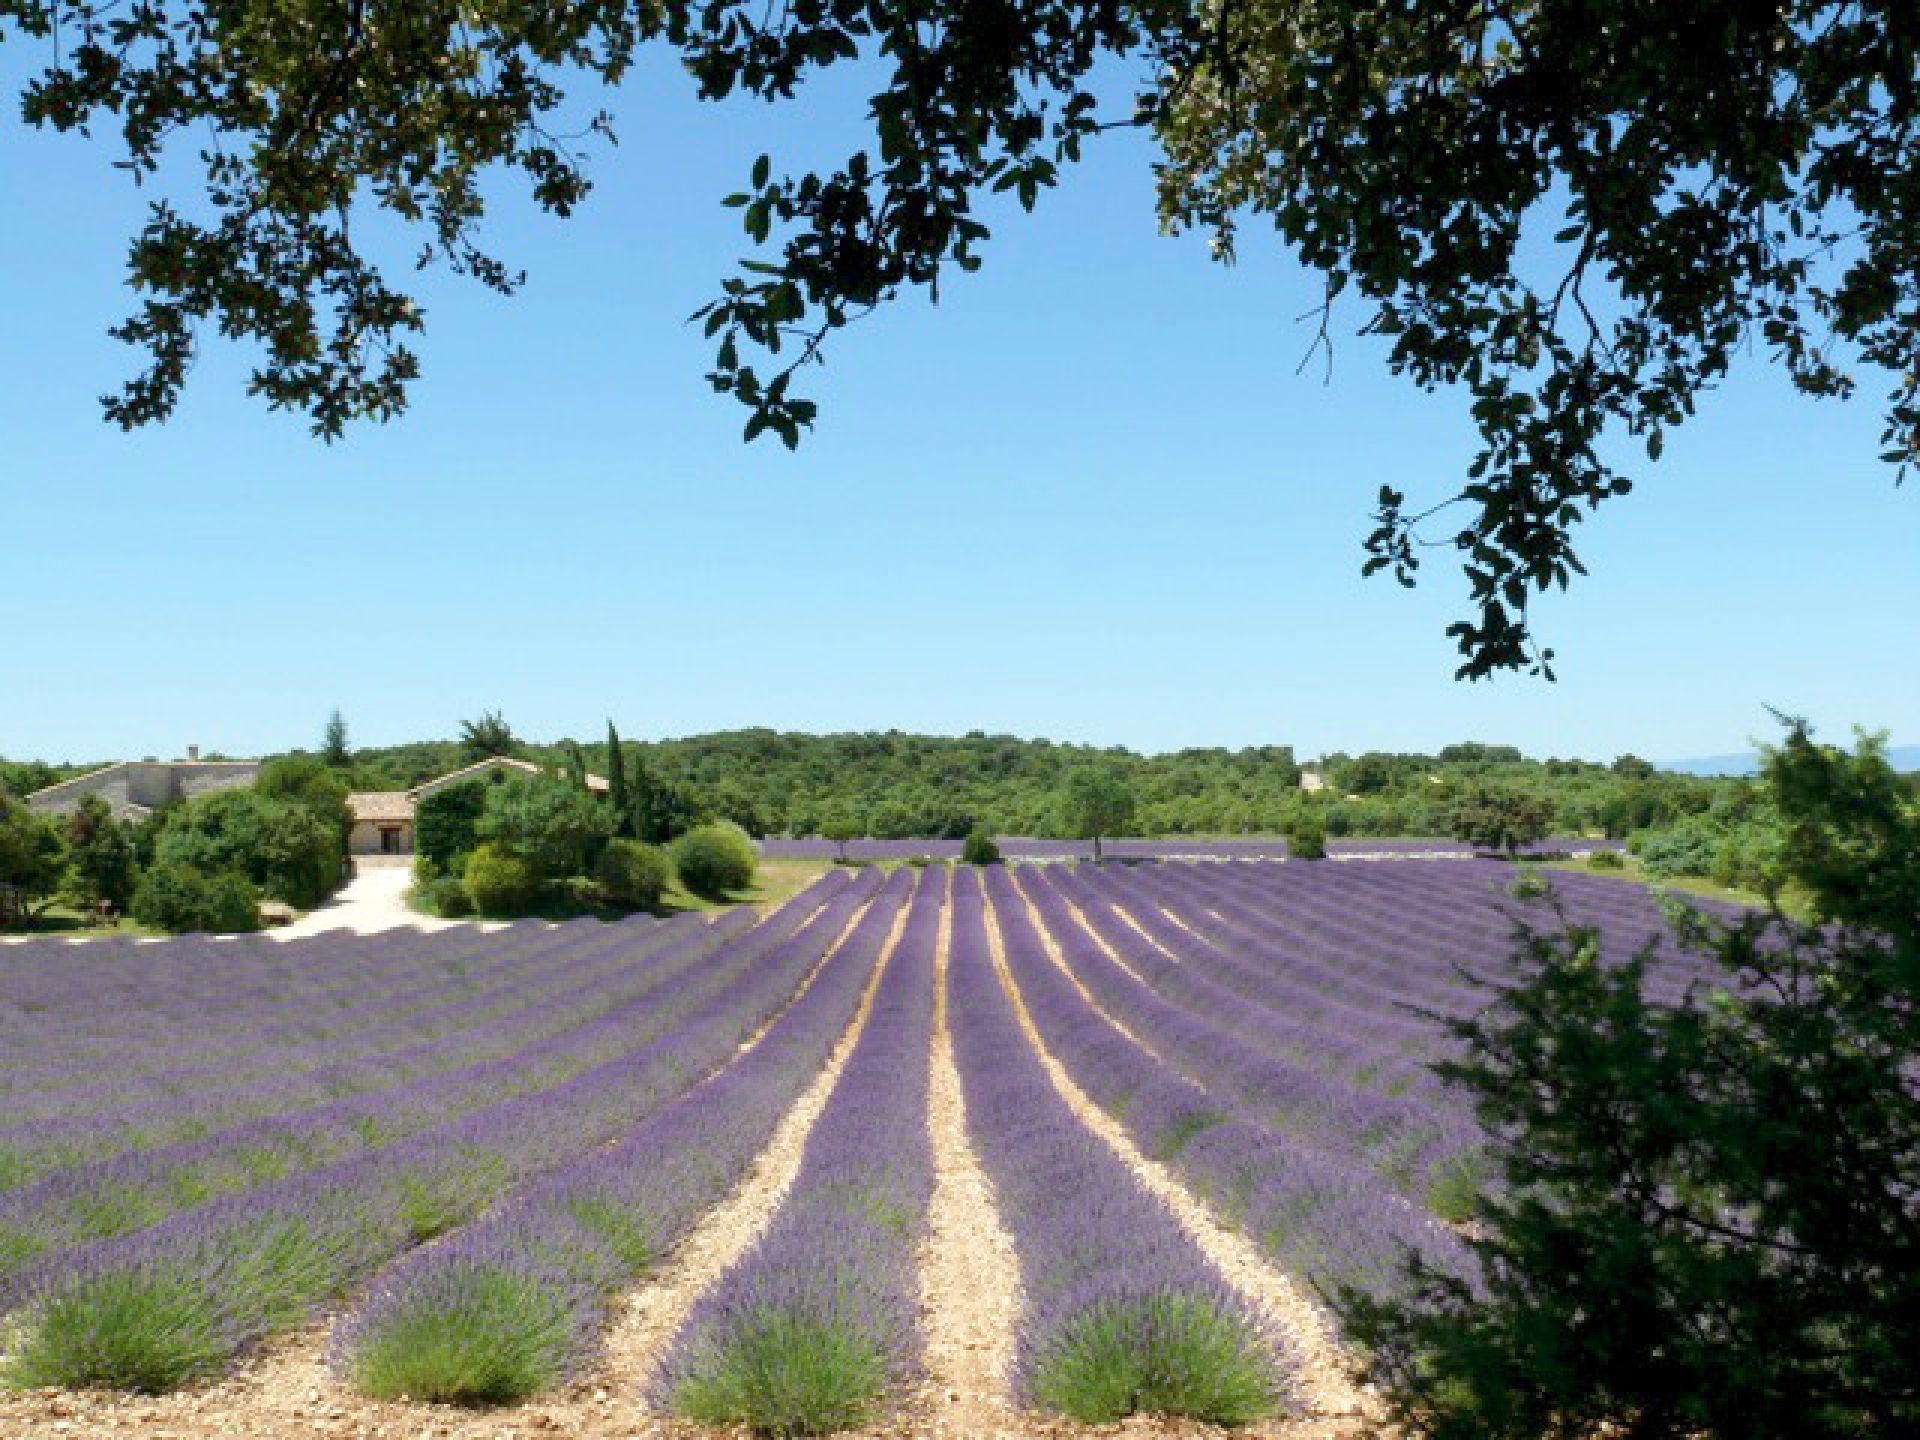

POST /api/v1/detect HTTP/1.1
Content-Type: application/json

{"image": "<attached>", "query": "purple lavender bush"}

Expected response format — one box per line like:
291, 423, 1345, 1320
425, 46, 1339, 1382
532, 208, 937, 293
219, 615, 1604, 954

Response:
0, 873, 881, 1393
947, 868, 1288, 1424
331, 868, 920, 1405
654, 869, 946, 1432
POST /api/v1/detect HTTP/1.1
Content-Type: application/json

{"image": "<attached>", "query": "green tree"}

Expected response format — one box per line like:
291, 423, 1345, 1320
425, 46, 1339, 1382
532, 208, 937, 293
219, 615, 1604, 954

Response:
630, 761, 700, 847
0, 793, 68, 925
475, 773, 613, 880
154, 789, 339, 909
1448, 785, 1555, 858
415, 783, 488, 873
8, 4, 1913, 677
255, 754, 353, 853
1286, 813, 1328, 861
458, 710, 521, 763
820, 808, 863, 864
322, 709, 351, 768
561, 740, 591, 792
961, 826, 1001, 866
62, 794, 139, 917
1341, 724, 1920, 1439
605, 721, 632, 838
1059, 767, 1136, 863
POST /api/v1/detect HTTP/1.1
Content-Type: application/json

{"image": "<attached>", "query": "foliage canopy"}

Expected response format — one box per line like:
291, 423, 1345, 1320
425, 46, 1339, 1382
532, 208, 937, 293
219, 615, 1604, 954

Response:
1342, 725, 1920, 1438
6, 2, 1914, 674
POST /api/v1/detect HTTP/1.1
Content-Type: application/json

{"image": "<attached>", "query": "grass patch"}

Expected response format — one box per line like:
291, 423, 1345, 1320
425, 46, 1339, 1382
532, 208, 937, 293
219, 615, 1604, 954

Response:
345, 1267, 574, 1404
4, 904, 162, 939
1547, 853, 1814, 919
658, 857, 834, 916
1026, 1291, 1280, 1425
2, 1269, 224, 1394
669, 1307, 889, 1436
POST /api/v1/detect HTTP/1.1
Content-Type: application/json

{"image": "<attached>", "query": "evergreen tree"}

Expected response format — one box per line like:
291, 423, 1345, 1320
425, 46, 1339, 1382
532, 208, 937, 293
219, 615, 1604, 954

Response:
562, 740, 590, 792
605, 721, 632, 839
322, 709, 351, 768
458, 710, 520, 762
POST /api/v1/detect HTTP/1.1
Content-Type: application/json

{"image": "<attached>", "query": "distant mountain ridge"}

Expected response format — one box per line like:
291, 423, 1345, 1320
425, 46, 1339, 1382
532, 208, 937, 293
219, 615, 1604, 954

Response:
1662, 744, 1920, 778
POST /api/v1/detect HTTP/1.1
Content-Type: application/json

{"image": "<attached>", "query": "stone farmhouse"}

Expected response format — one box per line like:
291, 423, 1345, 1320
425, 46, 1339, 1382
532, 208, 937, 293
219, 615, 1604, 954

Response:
25, 747, 261, 821
26, 749, 607, 860
348, 756, 607, 856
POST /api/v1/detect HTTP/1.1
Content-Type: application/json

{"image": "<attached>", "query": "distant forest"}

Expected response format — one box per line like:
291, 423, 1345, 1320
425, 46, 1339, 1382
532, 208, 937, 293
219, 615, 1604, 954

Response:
2, 730, 1756, 841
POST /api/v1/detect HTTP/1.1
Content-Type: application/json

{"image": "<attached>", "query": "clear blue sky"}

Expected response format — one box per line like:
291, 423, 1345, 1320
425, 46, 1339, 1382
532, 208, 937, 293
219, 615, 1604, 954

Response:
2, 53, 1914, 766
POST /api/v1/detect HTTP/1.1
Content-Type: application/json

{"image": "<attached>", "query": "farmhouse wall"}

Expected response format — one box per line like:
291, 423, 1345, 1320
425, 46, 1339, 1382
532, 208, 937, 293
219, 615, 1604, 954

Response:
26, 760, 260, 818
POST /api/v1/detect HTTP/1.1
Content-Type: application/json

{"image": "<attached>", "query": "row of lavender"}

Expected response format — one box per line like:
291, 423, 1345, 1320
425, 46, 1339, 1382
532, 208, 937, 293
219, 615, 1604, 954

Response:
332, 868, 926, 1404
0, 916, 716, 1109
653, 867, 948, 1429
951, 868, 1293, 1423
993, 859, 1729, 1296
982, 867, 1474, 1304
337, 862, 1299, 1430
762, 835, 1619, 862
0, 920, 593, 1057
0, 905, 775, 1280
0, 912, 753, 1187
0, 871, 887, 1392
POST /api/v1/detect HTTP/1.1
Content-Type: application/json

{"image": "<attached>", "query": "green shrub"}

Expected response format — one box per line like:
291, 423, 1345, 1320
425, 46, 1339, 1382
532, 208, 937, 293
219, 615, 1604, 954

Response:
961, 827, 1002, 865
596, 838, 671, 910
671, 822, 758, 899
1587, 848, 1626, 870
463, 844, 537, 917
1287, 815, 1329, 861
131, 863, 259, 934
417, 875, 473, 918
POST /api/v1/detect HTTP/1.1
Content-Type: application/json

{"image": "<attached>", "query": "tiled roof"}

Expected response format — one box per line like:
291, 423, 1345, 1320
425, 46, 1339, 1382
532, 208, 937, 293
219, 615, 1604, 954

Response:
347, 791, 414, 823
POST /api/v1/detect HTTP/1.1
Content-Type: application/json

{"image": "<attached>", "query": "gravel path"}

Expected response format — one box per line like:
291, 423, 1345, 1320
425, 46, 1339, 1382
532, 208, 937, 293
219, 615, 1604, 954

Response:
916, 895, 1026, 1437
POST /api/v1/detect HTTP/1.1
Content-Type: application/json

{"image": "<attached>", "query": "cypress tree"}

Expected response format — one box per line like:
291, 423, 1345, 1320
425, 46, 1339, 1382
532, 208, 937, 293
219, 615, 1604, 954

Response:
606, 721, 633, 838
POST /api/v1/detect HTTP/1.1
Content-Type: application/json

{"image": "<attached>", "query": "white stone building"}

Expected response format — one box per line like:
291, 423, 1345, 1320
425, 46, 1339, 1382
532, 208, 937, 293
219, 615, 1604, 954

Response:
25, 748, 261, 821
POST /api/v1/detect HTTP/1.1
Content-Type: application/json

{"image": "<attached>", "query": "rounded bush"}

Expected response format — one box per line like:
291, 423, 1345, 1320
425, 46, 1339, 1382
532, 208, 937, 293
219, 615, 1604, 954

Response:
1287, 816, 1329, 861
670, 823, 758, 899
1587, 848, 1626, 870
961, 827, 1002, 866
463, 844, 537, 917
596, 838, 672, 910
130, 863, 260, 934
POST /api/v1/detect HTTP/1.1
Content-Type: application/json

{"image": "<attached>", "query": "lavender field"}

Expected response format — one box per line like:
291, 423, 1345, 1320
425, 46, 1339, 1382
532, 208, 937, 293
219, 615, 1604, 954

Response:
0, 859, 1718, 1438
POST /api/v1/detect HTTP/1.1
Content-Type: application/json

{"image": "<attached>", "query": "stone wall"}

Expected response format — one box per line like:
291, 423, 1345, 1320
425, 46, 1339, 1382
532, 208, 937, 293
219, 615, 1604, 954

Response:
26, 760, 260, 819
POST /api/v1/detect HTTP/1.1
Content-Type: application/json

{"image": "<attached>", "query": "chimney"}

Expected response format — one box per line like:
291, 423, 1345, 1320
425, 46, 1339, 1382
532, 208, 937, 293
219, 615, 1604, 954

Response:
187, 744, 200, 762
